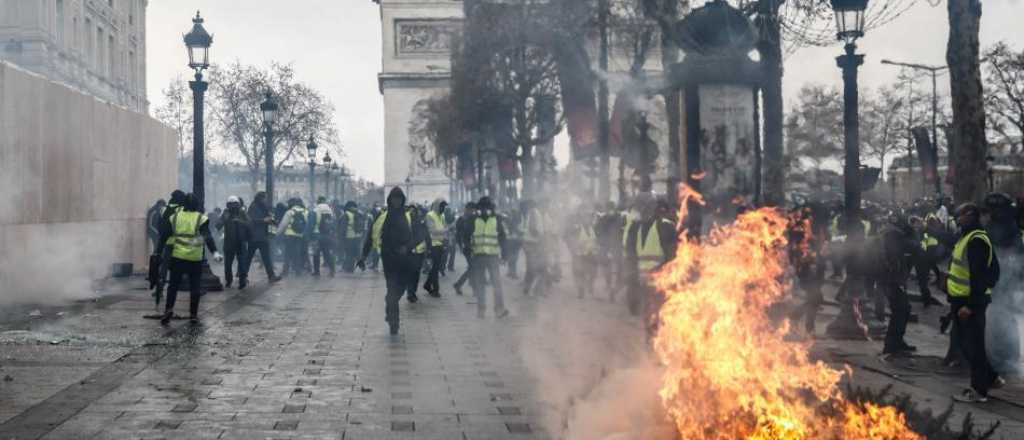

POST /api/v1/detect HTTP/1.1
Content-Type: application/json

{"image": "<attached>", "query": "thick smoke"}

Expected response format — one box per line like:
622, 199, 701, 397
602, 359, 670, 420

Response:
0, 170, 116, 306
987, 251, 1024, 378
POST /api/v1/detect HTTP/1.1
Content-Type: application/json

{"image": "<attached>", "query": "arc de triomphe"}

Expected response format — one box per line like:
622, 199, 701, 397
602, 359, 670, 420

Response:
372, 0, 462, 204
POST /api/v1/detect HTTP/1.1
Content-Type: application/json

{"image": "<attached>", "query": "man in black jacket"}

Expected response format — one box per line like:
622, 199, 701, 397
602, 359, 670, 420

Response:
154, 190, 187, 302
452, 202, 478, 295
242, 192, 280, 284
216, 196, 251, 289
359, 187, 415, 335
146, 200, 165, 254
950, 203, 1001, 403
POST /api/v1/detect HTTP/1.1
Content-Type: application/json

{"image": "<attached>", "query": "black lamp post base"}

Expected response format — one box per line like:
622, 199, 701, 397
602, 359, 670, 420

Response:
201, 261, 224, 292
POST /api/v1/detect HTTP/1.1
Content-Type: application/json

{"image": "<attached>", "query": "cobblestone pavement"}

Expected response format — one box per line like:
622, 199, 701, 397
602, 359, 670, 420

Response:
3, 266, 1024, 439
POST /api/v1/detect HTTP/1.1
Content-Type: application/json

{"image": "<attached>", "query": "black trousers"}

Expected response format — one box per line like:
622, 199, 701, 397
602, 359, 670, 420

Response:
447, 242, 457, 271
954, 303, 998, 395
382, 255, 412, 326
282, 236, 307, 276
223, 242, 248, 284
791, 266, 824, 333
166, 258, 202, 317
407, 253, 425, 296
882, 282, 911, 351
341, 237, 361, 272
454, 251, 474, 290
312, 238, 335, 276
424, 246, 445, 294
243, 240, 276, 279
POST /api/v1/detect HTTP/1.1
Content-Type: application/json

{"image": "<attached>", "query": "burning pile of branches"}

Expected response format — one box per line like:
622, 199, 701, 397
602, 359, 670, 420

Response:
650, 186, 922, 439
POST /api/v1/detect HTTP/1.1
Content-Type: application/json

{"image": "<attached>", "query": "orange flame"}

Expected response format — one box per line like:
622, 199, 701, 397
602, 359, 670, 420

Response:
651, 185, 921, 440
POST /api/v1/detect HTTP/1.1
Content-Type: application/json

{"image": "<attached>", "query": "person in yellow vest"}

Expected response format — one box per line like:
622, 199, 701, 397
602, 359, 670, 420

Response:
155, 194, 222, 325
624, 197, 677, 324
338, 201, 364, 273
358, 187, 416, 335
404, 204, 430, 302
462, 197, 509, 319
152, 190, 188, 307
949, 203, 1001, 403
277, 198, 310, 278
566, 208, 598, 299
423, 199, 449, 297
910, 216, 944, 308
311, 202, 336, 277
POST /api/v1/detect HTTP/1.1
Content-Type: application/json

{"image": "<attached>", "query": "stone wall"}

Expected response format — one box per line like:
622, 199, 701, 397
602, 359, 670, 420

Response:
0, 61, 176, 304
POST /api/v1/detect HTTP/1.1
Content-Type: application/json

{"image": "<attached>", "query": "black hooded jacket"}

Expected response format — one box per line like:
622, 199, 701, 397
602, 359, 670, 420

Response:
362, 187, 413, 259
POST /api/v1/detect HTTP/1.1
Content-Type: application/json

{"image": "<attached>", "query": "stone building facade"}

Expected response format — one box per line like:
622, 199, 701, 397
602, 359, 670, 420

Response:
373, 0, 462, 204
0, 0, 148, 113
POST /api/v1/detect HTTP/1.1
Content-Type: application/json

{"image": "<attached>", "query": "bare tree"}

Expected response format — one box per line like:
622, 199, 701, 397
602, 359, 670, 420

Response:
153, 76, 193, 159
784, 84, 844, 171
862, 86, 905, 173
208, 62, 341, 193
984, 42, 1024, 144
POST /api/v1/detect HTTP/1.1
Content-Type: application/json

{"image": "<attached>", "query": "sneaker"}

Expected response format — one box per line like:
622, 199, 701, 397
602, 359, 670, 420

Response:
454, 285, 463, 296
159, 311, 173, 325
238, 278, 248, 290
993, 376, 1007, 389
408, 294, 419, 304
189, 316, 201, 325
269, 275, 282, 283
953, 388, 988, 403
428, 291, 441, 298
225, 280, 233, 288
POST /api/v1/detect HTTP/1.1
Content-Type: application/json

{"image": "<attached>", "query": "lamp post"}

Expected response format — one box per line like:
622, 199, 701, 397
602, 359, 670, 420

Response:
306, 136, 318, 203
323, 153, 333, 199
183, 11, 222, 292
826, 0, 872, 339
261, 91, 279, 206
184, 11, 212, 210
880, 59, 947, 196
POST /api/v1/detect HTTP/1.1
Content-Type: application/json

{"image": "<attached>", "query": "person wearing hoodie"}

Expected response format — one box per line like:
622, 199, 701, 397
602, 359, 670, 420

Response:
216, 196, 251, 289
338, 201, 364, 273
462, 197, 509, 319
359, 187, 415, 335
243, 192, 281, 284
311, 202, 337, 277
423, 198, 449, 296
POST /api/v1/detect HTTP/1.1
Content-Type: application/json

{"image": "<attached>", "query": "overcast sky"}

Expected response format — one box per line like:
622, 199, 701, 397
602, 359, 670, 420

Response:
146, 0, 1023, 184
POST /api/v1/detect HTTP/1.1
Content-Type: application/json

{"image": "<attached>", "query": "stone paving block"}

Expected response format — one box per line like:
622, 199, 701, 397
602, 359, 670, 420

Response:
283, 403, 307, 413
391, 420, 415, 431
171, 402, 198, 413
273, 419, 299, 430
391, 405, 414, 415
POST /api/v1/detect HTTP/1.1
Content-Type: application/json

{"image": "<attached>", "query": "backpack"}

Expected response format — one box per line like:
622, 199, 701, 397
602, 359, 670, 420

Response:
290, 209, 307, 234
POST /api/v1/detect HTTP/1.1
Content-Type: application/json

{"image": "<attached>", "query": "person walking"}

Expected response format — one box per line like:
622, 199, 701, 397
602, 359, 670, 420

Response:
624, 197, 677, 335
950, 203, 1001, 403
453, 202, 478, 295
338, 201, 363, 273
311, 202, 337, 277
278, 198, 310, 278
567, 209, 598, 299
873, 215, 921, 355
242, 192, 281, 284
521, 199, 549, 297
463, 197, 509, 319
406, 205, 430, 302
359, 187, 415, 335
423, 199, 449, 296
156, 194, 222, 325
216, 196, 251, 289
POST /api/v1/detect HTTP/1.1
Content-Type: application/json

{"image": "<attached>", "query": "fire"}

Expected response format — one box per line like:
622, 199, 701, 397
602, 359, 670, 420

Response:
650, 186, 921, 440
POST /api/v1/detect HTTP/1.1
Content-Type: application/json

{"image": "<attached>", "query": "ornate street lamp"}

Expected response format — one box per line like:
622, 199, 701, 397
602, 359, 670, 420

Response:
183, 10, 213, 209
323, 152, 333, 199
183, 11, 221, 291
306, 136, 319, 203
261, 91, 279, 206
826, 0, 872, 339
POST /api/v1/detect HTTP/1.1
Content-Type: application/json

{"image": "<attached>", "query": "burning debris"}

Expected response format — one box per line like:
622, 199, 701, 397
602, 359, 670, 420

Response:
650, 186, 922, 439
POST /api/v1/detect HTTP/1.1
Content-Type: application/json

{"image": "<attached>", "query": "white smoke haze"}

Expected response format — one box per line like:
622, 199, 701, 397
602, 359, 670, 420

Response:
987, 251, 1024, 379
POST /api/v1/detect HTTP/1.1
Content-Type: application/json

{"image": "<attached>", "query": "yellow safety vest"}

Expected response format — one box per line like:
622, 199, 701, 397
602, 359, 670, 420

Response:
637, 220, 669, 272
370, 209, 412, 252
345, 211, 359, 239
286, 207, 307, 237
169, 211, 207, 262
920, 233, 939, 251
946, 229, 993, 297
576, 225, 597, 256
472, 217, 500, 256
426, 211, 446, 247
